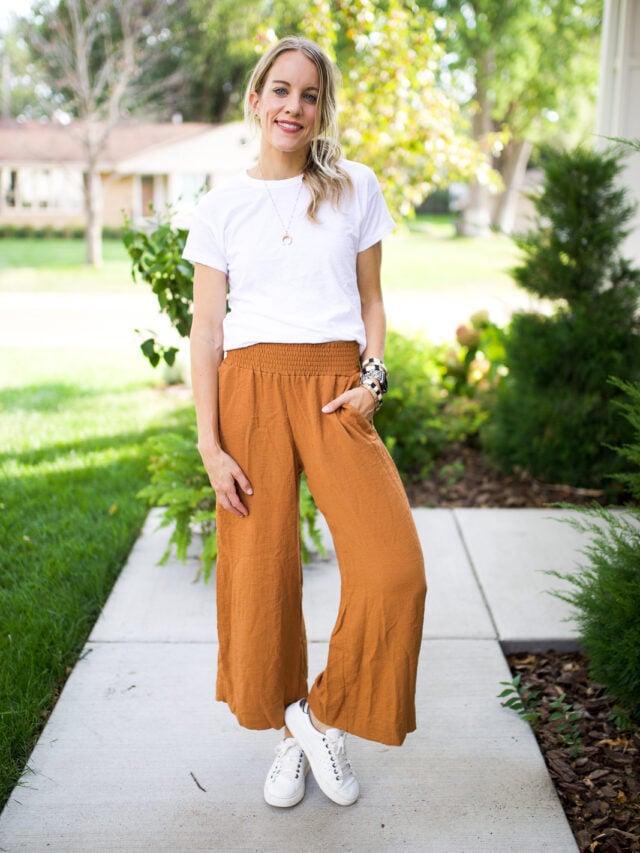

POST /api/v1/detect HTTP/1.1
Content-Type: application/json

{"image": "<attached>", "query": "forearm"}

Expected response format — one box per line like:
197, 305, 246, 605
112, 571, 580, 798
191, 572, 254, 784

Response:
190, 331, 224, 457
361, 297, 386, 362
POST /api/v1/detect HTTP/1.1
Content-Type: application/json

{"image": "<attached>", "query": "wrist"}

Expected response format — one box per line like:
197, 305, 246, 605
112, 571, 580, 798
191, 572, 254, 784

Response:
360, 357, 388, 396
197, 439, 224, 460
360, 377, 383, 411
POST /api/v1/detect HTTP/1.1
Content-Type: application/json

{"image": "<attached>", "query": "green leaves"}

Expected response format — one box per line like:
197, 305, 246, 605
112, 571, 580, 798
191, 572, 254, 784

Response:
123, 216, 194, 368
498, 675, 542, 726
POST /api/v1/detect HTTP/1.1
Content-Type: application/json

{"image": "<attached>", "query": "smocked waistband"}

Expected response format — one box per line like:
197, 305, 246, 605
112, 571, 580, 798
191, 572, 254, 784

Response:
224, 342, 360, 375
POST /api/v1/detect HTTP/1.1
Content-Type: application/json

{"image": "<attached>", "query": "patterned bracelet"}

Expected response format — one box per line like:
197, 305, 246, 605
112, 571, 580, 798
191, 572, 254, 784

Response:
360, 377, 383, 411
360, 357, 388, 395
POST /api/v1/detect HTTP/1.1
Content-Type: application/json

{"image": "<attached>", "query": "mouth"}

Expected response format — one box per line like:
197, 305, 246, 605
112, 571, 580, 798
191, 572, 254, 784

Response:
275, 120, 303, 133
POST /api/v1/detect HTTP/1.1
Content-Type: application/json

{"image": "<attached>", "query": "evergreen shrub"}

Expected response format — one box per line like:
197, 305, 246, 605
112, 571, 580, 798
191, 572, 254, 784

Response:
483, 146, 640, 489
549, 380, 640, 723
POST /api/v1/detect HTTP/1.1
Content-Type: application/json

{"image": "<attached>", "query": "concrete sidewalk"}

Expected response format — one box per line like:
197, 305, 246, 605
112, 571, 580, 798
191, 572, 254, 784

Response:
0, 508, 590, 852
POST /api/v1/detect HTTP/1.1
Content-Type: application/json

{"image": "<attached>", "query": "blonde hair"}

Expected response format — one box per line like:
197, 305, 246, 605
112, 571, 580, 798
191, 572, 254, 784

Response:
244, 36, 351, 221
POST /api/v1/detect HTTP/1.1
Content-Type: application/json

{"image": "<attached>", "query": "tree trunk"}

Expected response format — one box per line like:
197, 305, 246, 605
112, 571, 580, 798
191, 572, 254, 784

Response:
456, 51, 494, 238
84, 160, 103, 267
492, 138, 532, 234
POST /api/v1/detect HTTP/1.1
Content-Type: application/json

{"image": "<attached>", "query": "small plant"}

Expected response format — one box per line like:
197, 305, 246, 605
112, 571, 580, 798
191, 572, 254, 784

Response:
122, 213, 193, 369
547, 692, 583, 755
499, 676, 583, 755
443, 310, 508, 398
498, 675, 542, 726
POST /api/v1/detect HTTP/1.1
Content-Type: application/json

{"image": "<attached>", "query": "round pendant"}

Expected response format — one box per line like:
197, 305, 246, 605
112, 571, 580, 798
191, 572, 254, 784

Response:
282, 233, 293, 246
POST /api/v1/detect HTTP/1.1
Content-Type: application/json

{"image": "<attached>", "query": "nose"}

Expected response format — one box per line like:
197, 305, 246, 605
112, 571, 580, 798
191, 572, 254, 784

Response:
285, 94, 302, 115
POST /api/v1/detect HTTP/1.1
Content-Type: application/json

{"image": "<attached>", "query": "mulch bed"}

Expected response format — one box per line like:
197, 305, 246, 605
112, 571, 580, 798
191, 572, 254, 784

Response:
507, 652, 640, 853
405, 443, 639, 852
404, 441, 612, 508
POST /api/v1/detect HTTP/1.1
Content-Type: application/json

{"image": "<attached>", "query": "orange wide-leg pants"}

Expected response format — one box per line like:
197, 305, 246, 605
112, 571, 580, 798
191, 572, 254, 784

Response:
215, 342, 427, 746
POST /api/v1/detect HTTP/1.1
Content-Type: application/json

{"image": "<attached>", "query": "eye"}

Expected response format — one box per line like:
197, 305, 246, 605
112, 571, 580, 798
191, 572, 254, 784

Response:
303, 92, 318, 104
273, 87, 287, 96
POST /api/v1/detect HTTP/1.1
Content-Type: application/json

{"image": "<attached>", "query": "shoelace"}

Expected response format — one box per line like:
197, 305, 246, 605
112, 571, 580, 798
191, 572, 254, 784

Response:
323, 731, 353, 781
270, 739, 305, 781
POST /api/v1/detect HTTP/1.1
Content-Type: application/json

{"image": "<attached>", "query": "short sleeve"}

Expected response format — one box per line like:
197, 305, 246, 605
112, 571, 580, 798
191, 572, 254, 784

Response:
358, 167, 395, 253
182, 196, 227, 274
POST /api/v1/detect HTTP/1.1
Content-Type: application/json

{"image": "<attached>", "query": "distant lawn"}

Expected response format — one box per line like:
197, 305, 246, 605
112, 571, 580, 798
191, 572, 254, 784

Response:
383, 216, 521, 298
0, 238, 133, 293
0, 346, 192, 809
0, 218, 522, 301
0, 237, 129, 268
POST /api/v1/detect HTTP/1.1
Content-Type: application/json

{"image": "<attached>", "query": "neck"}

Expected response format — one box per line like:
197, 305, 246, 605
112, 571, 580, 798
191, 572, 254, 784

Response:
252, 145, 309, 181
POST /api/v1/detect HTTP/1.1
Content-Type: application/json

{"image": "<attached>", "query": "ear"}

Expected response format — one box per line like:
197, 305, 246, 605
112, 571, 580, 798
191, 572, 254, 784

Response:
249, 91, 260, 115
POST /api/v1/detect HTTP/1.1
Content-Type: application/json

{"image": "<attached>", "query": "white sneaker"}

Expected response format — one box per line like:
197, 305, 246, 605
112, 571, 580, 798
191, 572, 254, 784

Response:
284, 699, 359, 806
263, 737, 309, 808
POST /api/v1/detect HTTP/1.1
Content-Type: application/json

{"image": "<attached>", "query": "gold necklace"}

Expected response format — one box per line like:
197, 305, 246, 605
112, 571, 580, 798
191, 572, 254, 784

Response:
258, 167, 304, 246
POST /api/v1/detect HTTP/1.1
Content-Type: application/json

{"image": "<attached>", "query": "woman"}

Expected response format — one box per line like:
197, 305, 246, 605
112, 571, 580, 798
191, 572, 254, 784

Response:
183, 36, 426, 809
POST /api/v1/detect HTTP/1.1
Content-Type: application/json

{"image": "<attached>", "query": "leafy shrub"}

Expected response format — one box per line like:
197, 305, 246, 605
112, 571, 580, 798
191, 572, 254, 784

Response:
0, 224, 118, 239
483, 146, 640, 490
139, 425, 326, 583
443, 310, 507, 398
122, 216, 192, 368
377, 324, 500, 479
548, 380, 640, 723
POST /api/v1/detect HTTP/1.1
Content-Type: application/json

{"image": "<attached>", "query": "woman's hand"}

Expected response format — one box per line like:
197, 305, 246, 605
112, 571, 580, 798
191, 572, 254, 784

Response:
321, 384, 377, 422
199, 446, 253, 517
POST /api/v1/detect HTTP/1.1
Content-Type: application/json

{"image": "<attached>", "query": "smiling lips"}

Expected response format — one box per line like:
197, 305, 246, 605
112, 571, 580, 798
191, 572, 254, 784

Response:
276, 120, 303, 133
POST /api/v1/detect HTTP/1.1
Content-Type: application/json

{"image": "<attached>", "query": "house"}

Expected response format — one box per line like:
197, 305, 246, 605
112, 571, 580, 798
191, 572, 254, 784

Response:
0, 118, 259, 230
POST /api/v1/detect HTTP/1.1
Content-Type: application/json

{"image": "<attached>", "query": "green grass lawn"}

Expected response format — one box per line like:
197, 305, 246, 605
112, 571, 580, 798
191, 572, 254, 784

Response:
0, 347, 192, 808
0, 219, 522, 300
383, 216, 521, 297
0, 238, 133, 293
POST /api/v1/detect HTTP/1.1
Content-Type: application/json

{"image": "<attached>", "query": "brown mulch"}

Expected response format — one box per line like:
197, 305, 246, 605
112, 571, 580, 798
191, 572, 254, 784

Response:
404, 444, 638, 851
507, 652, 640, 853
404, 441, 612, 508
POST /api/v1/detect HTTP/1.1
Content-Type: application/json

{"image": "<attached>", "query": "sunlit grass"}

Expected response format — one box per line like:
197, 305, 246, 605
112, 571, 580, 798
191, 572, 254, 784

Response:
0, 238, 133, 293
383, 217, 522, 299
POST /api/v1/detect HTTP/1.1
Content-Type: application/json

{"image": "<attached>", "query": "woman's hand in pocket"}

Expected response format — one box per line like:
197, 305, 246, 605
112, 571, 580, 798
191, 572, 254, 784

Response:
321, 384, 377, 422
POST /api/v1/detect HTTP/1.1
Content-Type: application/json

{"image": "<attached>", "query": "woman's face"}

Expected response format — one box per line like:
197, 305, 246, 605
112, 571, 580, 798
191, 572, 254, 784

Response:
250, 50, 320, 159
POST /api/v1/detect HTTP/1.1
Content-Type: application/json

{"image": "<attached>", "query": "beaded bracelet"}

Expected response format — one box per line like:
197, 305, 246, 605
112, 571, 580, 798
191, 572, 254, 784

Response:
360, 377, 384, 411
360, 357, 388, 395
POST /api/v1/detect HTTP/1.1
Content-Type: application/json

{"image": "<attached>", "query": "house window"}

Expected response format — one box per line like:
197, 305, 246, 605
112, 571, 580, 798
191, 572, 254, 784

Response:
141, 175, 154, 215
6, 170, 17, 207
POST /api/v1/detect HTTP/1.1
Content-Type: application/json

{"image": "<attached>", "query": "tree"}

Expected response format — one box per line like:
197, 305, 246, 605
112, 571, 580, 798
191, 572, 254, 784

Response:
132, 0, 266, 124
425, 0, 603, 234
263, 0, 490, 221
0, 22, 50, 120
29, 0, 176, 265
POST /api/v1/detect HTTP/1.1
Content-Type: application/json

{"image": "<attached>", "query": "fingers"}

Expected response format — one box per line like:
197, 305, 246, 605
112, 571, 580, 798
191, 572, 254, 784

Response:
322, 386, 377, 420
217, 486, 249, 518
321, 392, 348, 413
202, 452, 253, 518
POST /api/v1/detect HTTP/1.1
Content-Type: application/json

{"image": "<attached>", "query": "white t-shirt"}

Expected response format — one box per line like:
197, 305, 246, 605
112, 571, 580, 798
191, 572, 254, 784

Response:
182, 159, 394, 353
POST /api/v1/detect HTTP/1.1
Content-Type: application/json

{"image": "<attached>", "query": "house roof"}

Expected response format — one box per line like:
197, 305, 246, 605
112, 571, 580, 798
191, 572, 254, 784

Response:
0, 119, 227, 168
